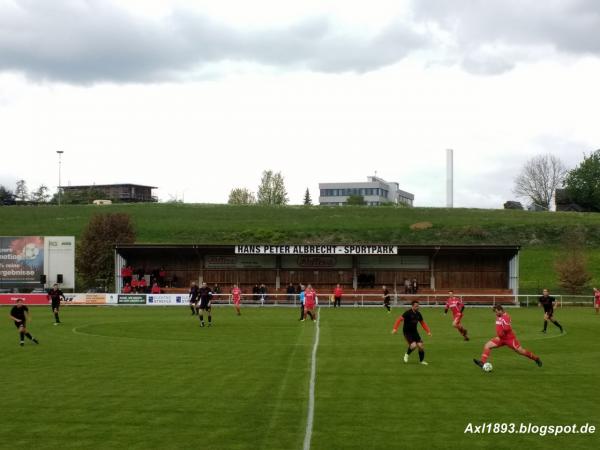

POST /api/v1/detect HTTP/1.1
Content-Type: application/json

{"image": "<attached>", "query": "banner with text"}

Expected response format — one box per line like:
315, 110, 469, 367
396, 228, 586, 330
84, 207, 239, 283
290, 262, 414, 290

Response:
280, 255, 353, 269
44, 236, 76, 289
0, 293, 48, 305
205, 255, 277, 269
65, 293, 107, 305
147, 294, 187, 305
0, 236, 44, 284
235, 245, 398, 255
117, 294, 146, 305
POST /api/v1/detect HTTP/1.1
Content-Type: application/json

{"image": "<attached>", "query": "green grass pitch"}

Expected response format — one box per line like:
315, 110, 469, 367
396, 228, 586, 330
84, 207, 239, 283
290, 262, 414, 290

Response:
1, 305, 598, 449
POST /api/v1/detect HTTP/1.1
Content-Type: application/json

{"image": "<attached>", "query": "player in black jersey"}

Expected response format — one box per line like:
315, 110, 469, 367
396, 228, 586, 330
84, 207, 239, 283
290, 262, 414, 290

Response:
9, 299, 39, 346
197, 282, 213, 327
189, 282, 200, 315
391, 300, 432, 365
539, 289, 563, 333
382, 285, 391, 313
47, 284, 65, 325
189, 281, 200, 314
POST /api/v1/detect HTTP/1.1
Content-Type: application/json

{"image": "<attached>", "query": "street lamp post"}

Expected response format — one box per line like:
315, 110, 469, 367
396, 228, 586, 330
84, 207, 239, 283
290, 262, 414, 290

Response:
56, 150, 64, 206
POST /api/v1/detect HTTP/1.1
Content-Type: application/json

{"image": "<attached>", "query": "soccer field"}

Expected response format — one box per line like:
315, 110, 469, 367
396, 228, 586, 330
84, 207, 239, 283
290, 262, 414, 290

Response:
1, 305, 598, 450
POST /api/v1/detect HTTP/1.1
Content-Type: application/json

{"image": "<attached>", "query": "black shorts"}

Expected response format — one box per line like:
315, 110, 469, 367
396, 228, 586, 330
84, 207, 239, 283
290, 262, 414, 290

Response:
384, 297, 391, 305
199, 302, 211, 311
51, 301, 60, 310
403, 331, 422, 344
14, 320, 25, 329
544, 308, 554, 317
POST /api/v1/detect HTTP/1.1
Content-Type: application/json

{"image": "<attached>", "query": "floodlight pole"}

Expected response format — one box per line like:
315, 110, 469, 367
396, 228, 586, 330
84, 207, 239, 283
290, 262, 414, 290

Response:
57, 150, 64, 206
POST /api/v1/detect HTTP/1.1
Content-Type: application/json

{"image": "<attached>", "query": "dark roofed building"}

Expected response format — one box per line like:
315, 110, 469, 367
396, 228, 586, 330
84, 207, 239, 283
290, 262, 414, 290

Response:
62, 184, 157, 203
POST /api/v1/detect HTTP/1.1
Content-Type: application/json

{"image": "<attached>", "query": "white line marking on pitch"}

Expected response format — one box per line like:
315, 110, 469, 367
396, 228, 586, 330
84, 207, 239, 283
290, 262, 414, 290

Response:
303, 309, 321, 450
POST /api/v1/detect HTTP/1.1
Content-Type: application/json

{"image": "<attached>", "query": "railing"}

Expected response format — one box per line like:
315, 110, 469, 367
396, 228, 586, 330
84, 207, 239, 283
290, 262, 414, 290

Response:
208, 293, 596, 307
16, 292, 592, 307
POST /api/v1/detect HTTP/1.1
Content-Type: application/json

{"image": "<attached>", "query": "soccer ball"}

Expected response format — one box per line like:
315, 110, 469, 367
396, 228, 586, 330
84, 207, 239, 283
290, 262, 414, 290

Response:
482, 362, 493, 372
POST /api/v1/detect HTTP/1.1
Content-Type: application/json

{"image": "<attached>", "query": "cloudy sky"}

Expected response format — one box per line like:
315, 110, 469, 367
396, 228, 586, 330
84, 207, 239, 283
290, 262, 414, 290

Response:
1, 0, 598, 207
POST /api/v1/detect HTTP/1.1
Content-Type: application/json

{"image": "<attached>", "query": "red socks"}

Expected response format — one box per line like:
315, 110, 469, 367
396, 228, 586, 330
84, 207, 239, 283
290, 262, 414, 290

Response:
481, 348, 491, 363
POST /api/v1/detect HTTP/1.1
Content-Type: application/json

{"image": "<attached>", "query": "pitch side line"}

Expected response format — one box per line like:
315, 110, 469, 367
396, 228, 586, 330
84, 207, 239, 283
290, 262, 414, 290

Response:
303, 309, 321, 450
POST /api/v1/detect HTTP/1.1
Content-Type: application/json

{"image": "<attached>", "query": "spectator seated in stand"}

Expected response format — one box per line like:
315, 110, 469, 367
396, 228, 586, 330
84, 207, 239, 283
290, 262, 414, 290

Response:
131, 278, 139, 293
121, 265, 133, 286
151, 282, 161, 294
122, 283, 132, 293
138, 277, 147, 293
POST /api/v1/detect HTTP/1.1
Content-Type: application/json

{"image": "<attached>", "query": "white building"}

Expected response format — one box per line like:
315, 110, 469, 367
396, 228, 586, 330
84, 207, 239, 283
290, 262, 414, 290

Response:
319, 176, 414, 206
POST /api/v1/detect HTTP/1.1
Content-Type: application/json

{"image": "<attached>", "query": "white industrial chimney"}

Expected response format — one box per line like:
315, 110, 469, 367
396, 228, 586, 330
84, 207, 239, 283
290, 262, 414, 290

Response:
446, 149, 454, 208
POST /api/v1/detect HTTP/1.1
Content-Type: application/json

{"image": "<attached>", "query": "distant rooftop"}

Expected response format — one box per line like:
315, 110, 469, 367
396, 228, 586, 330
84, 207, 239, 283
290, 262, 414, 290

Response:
64, 183, 157, 189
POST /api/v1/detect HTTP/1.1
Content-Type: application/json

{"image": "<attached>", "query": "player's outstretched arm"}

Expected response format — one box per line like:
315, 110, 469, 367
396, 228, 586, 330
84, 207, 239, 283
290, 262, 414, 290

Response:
420, 321, 432, 336
391, 317, 404, 334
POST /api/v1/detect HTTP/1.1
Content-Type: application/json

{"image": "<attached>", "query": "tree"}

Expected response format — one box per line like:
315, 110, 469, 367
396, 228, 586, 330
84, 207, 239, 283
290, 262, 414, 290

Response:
0, 185, 16, 205
50, 187, 109, 205
554, 227, 592, 294
503, 201, 523, 210
15, 179, 28, 203
513, 154, 567, 210
30, 185, 50, 204
228, 188, 256, 205
346, 195, 366, 205
303, 188, 312, 206
77, 213, 136, 289
257, 170, 288, 205
563, 149, 600, 212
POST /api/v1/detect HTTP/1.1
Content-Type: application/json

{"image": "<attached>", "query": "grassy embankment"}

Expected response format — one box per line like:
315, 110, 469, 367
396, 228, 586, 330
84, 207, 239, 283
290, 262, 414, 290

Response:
1, 203, 599, 293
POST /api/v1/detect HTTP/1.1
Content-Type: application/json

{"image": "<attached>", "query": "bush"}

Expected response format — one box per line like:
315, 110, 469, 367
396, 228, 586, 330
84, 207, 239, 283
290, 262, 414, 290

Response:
504, 201, 523, 210
554, 228, 592, 294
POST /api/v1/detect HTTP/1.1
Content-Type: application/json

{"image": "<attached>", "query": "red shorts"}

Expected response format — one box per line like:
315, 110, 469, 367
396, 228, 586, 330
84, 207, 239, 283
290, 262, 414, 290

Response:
452, 313, 463, 324
233, 299, 240, 305
491, 335, 521, 350
595, 300, 600, 307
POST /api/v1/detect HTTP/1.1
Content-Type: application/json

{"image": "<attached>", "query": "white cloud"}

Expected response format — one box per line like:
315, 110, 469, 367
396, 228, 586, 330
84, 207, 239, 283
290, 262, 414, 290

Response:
0, 0, 428, 83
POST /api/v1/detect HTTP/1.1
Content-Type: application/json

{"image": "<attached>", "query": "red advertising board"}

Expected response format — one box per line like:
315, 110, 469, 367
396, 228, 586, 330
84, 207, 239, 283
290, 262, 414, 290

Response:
0, 294, 49, 305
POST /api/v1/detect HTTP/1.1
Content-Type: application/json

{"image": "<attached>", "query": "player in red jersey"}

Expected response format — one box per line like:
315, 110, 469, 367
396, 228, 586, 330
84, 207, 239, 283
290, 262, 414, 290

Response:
594, 288, 600, 315
231, 284, 242, 316
302, 284, 317, 321
444, 290, 469, 341
473, 305, 542, 369
333, 284, 343, 308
